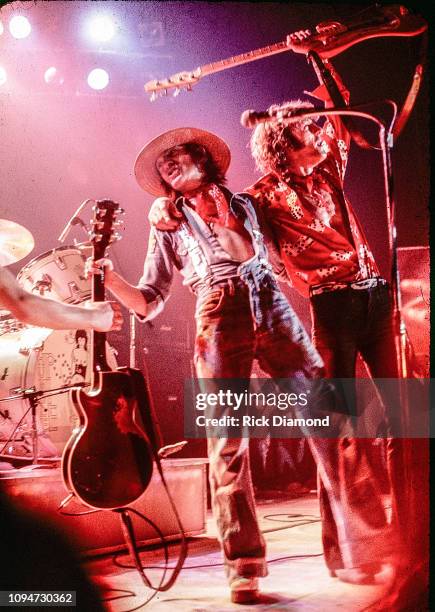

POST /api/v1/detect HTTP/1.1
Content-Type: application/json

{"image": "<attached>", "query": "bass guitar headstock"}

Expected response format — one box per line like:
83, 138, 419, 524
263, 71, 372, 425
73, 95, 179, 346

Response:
144, 69, 201, 100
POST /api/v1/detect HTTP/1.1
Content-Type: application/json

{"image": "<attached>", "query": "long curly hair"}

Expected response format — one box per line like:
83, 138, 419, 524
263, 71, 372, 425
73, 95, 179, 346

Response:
249, 99, 316, 175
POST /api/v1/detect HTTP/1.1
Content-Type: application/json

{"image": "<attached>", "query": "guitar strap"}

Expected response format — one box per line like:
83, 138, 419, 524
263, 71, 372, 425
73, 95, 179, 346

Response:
307, 50, 376, 150
392, 30, 427, 139
392, 63, 423, 140
307, 36, 427, 149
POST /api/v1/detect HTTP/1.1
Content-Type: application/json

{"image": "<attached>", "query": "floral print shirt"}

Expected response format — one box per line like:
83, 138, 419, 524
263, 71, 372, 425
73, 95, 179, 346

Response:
246, 100, 379, 297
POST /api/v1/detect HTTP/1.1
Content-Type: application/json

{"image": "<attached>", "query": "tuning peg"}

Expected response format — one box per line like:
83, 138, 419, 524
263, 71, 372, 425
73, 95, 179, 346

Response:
150, 92, 157, 102
92, 205, 107, 216
186, 84, 193, 92
173, 88, 181, 97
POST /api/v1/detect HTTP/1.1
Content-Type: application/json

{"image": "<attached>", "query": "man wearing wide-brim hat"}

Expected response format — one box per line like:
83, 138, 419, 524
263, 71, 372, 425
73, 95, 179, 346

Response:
88, 126, 324, 603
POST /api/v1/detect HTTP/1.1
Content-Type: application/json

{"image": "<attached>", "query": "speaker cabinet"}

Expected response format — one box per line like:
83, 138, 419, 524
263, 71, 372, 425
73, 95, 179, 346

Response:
398, 246, 429, 375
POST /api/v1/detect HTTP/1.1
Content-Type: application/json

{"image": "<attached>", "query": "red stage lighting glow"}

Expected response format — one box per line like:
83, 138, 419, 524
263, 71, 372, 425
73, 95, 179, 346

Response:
9, 15, 31, 39
87, 68, 109, 90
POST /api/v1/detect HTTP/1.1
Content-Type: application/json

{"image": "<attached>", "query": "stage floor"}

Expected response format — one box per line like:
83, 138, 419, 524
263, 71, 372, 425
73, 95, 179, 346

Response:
85, 492, 390, 611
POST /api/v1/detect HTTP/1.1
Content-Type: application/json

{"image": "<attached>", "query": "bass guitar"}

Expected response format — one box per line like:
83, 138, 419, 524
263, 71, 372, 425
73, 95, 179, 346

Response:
144, 4, 426, 99
62, 200, 155, 510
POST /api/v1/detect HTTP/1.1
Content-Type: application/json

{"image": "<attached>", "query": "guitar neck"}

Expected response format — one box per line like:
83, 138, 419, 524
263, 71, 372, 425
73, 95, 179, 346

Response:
91, 269, 109, 373
86, 198, 121, 376
199, 39, 290, 78
145, 5, 426, 95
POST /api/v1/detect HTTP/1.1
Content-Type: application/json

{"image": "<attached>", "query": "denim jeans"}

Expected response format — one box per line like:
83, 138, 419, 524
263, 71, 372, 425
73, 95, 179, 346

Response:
310, 284, 402, 570
311, 283, 397, 380
194, 272, 323, 579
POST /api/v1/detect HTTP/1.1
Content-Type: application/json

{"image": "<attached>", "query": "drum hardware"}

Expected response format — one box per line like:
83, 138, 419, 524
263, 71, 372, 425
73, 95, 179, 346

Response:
53, 255, 68, 271
0, 219, 35, 266
0, 383, 88, 466
16, 330, 50, 355
70, 217, 90, 234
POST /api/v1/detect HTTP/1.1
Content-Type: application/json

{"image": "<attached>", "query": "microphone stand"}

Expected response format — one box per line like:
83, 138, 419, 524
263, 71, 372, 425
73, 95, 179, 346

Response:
58, 199, 94, 243
380, 129, 409, 378
129, 310, 136, 368
0, 384, 88, 466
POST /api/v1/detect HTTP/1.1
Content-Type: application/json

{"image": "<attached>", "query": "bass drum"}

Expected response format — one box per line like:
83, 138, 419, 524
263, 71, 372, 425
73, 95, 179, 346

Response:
0, 326, 118, 456
17, 246, 91, 304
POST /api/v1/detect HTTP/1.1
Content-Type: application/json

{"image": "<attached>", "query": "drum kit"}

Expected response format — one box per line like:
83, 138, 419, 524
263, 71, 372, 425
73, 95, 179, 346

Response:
0, 219, 117, 467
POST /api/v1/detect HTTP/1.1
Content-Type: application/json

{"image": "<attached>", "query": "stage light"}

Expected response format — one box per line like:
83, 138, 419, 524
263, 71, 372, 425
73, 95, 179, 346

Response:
0, 67, 7, 86
87, 68, 109, 90
88, 16, 115, 42
44, 67, 64, 86
9, 15, 31, 39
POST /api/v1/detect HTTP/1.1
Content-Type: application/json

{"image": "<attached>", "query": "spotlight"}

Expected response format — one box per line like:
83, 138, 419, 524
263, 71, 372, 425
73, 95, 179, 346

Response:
0, 67, 7, 86
44, 66, 64, 86
87, 68, 109, 90
9, 15, 31, 39
88, 16, 115, 42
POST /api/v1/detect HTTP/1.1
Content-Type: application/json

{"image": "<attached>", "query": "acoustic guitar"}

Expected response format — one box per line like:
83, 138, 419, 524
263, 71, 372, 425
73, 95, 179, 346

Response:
62, 200, 155, 510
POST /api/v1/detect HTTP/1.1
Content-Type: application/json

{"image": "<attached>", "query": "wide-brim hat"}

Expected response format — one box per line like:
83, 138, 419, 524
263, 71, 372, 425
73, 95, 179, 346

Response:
134, 127, 231, 196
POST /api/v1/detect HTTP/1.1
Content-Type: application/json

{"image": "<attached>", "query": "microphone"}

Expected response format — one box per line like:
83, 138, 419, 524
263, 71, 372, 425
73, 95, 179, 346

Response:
240, 106, 323, 128
58, 199, 94, 243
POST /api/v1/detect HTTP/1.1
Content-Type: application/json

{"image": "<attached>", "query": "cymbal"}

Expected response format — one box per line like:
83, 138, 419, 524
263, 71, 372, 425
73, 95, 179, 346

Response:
0, 219, 34, 266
